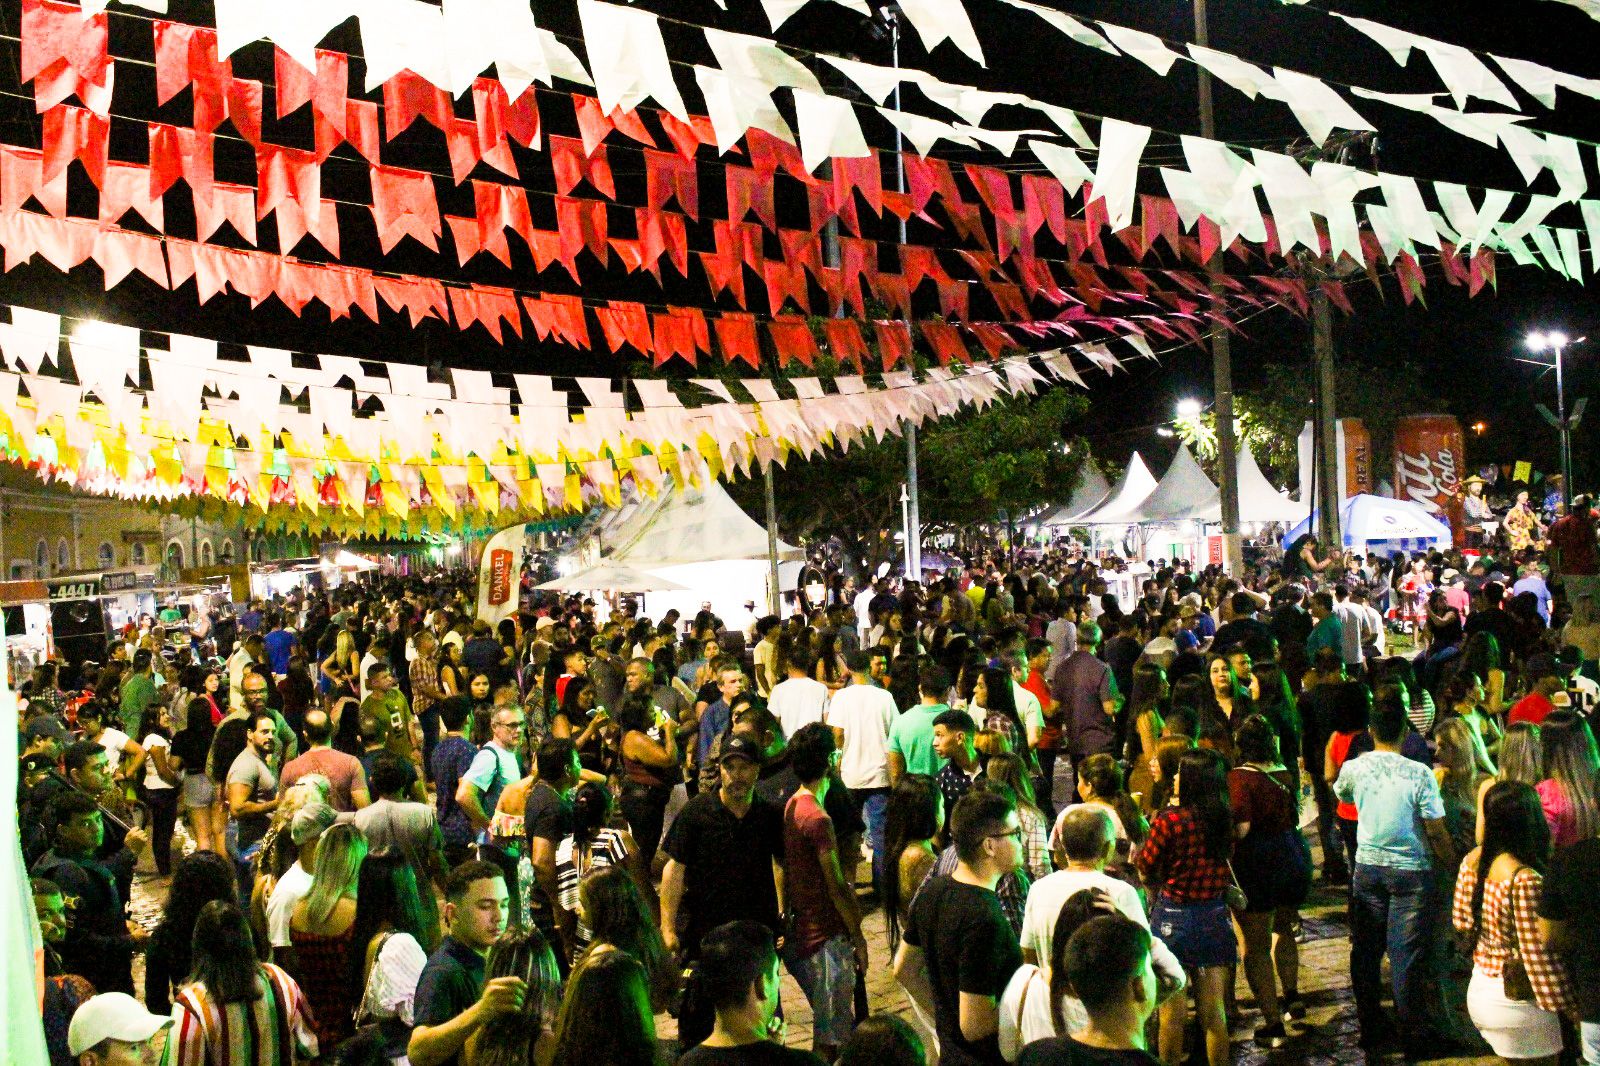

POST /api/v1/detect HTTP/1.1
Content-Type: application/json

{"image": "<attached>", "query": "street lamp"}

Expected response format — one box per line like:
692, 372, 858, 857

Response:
1526, 330, 1583, 508
1175, 398, 1204, 418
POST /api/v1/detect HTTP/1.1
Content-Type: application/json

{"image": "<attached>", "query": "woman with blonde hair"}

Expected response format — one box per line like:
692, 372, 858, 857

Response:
1477, 722, 1543, 844
321, 628, 360, 699
1434, 719, 1489, 856
290, 822, 369, 1050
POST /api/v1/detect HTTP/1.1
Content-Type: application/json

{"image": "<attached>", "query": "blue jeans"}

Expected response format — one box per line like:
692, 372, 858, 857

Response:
852, 788, 889, 900
1350, 864, 1435, 1038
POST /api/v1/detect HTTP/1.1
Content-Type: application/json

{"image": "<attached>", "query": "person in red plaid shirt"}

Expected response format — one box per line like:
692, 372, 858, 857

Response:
1453, 781, 1573, 1061
1134, 747, 1234, 1066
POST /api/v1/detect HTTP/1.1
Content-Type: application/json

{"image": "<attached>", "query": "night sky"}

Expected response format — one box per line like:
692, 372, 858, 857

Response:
0, 0, 1596, 491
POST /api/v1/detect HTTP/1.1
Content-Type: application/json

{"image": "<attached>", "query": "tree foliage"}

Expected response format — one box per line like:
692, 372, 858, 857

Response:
1177, 360, 1442, 489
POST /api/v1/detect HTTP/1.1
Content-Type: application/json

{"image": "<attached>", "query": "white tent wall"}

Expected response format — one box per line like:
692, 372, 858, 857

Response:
1041, 461, 1112, 527
632, 559, 805, 635
1130, 445, 1219, 523
576, 479, 804, 629
1078, 453, 1158, 525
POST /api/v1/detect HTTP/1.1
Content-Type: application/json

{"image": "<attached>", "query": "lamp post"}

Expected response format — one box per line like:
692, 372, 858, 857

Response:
1526, 330, 1581, 508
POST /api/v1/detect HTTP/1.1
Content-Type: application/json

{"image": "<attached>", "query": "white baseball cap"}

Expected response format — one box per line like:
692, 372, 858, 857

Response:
68, 992, 172, 1056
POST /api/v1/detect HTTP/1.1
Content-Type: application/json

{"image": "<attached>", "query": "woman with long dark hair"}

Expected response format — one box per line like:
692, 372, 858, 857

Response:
348, 852, 433, 1061
1229, 715, 1312, 1045
1442, 672, 1503, 768
1125, 661, 1168, 806
169, 900, 319, 1065
1459, 632, 1508, 717
974, 664, 1032, 760
1135, 747, 1236, 1066
544, 950, 663, 1066
555, 782, 637, 961
615, 688, 678, 875
170, 695, 224, 856
882, 774, 942, 953
1197, 654, 1251, 763
464, 926, 562, 1066
1453, 782, 1572, 1063
1535, 710, 1600, 848
145, 851, 237, 1014
577, 865, 677, 1013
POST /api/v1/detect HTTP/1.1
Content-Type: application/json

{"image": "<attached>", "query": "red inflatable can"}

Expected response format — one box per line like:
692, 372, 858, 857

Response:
1394, 414, 1466, 547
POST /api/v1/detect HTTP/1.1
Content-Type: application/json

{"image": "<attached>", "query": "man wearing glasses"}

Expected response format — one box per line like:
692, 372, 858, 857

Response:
894, 790, 1025, 1066
456, 706, 524, 843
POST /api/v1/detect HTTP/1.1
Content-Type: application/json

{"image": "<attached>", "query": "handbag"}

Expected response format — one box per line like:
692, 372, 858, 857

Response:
1501, 868, 1535, 1002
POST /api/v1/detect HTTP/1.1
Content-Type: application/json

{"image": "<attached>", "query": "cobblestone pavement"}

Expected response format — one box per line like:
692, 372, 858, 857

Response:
129, 825, 1501, 1065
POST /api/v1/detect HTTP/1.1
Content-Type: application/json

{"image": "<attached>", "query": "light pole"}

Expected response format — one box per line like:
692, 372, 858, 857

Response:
1526, 330, 1582, 508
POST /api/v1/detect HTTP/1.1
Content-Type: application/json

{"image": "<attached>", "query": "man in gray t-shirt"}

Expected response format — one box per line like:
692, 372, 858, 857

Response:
227, 713, 281, 852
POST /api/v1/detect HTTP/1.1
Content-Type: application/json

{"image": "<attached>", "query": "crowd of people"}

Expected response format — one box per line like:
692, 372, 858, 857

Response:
19, 493, 1600, 1066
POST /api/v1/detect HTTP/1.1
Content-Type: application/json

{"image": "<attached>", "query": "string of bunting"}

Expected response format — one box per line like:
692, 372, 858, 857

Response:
0, 299, 1135, 536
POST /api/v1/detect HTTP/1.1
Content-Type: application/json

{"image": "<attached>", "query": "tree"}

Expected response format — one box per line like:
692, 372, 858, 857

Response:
727, 386, 1094, 569
1176, 360, 1441, 489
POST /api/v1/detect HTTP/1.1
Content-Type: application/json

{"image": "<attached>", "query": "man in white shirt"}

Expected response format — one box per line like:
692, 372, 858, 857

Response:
826, 649, 898, 899
1007, 651, 1046, 752
767, 650, 830, 740
1024, 806, 1148, 962
1044, 602, 1078, 659
1332, 585, 1378, 669
227, 633, 263, 711
265, 801, 335, 968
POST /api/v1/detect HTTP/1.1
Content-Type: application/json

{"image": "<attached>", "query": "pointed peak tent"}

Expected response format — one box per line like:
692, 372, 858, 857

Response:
593, 478, 804, 567
1235, 443, 1309, 525
1041, 459, 1111, 527
1078, 452, 1158, 525
1134, 443, 1219, 523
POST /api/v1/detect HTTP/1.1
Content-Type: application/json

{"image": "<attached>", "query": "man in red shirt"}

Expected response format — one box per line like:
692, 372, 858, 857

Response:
1508, 655, 1566, 725
1549, 494, 1600, 605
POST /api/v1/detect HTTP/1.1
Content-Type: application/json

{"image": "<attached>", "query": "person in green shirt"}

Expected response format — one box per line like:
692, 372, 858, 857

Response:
888, 663, 952, 785
361, 660, 419, 764
119, 648, 159, 735
1306, 591, 1344, 663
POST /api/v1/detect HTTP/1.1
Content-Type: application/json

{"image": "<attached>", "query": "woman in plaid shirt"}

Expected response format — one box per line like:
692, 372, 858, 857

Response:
1135, 747, 1235, 1066
1453, 781, 1573, 1062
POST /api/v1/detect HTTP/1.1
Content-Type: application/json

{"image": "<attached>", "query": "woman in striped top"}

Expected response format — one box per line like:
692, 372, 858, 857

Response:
170, 900, 319, 1066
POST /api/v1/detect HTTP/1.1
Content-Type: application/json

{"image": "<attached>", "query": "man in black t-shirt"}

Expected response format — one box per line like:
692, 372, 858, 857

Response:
662, 735, 784, 1048
523, 738, 579, 959
408, 861, 526, 1066
678, 921, 824, 1065
894, 790, 1024, 1066
1015, 915, 1161, 1066
1538, 837, 1600, 1044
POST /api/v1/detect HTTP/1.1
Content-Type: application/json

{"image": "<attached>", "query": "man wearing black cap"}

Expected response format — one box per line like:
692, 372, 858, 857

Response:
22, 714, 69, 763
661, 733, 784, 1047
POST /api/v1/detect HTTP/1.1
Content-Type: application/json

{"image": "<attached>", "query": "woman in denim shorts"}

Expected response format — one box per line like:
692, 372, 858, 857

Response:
1135, 747, 1237, 1066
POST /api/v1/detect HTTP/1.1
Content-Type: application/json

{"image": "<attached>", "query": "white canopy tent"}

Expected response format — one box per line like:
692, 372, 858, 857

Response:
1078, 452, 1158, 525
1131, 445, 1219, 523
1040, 461, 1112, 527
1236, 445, 1309, 525
537, 563, 689, 593
576, 479, 805, 625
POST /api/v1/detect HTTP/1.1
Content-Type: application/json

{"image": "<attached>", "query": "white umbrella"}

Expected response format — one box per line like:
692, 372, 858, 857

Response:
536, 562, 689, 593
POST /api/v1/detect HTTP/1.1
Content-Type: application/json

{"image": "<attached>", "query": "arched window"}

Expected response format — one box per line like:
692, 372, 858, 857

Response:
220, 539, 235, 564
200, 540, 215, 566
131, 542, 147, 566
56, 538, 69, 571
34, 539, 49, 575
166, 541, 185, 569
97, 541, 115, 569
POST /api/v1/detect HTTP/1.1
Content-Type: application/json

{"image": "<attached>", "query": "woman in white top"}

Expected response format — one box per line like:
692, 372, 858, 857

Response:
137, 703, 180, 875
351, 852, 434, 1065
